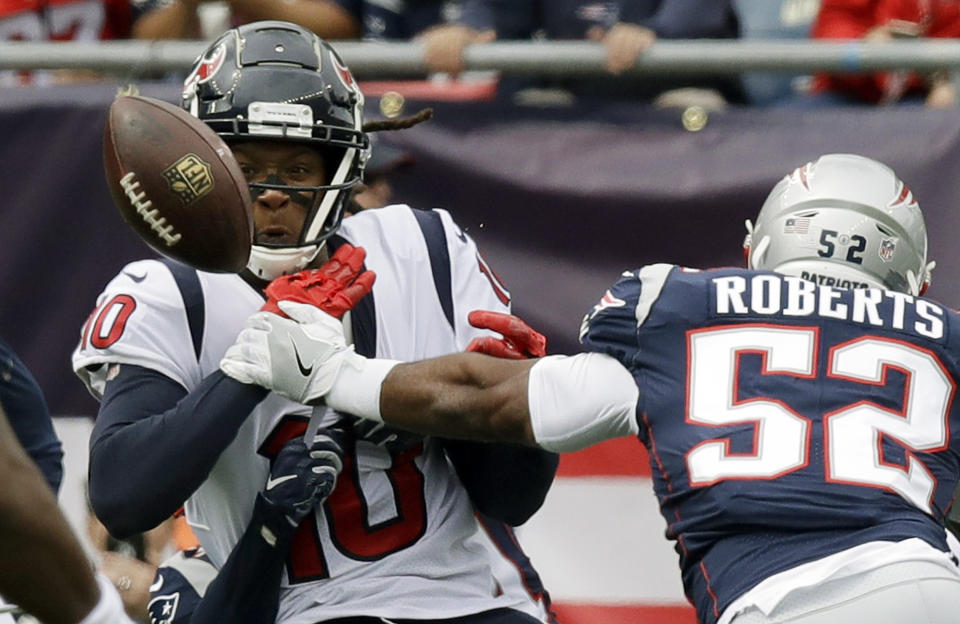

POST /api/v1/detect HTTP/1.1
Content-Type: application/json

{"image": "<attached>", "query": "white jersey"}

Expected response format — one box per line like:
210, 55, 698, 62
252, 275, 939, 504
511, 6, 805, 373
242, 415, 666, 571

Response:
73, 205, 551, 623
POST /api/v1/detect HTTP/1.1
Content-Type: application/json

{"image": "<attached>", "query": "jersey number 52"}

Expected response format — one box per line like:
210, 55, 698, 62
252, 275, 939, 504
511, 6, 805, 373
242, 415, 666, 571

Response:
684, 324, 953, 514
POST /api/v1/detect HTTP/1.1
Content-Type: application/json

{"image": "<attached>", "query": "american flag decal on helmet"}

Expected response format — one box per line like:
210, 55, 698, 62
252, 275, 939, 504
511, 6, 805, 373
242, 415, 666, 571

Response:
784, 218, 810, 234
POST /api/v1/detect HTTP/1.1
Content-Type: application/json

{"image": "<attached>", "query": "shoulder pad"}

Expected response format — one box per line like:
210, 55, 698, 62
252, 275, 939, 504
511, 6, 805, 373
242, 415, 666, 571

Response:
579, 264, 676, 365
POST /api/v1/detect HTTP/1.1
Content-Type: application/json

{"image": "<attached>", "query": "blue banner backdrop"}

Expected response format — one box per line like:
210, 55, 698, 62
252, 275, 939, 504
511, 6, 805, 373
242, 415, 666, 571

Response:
4, 84, 960, 415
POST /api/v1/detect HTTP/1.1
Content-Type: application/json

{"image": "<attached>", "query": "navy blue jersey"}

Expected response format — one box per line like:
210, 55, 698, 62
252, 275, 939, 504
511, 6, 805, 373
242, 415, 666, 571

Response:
0, 337, 62, 492
148, 548, 212, 624
459, 0, 737, 40
580, 265, 960, 624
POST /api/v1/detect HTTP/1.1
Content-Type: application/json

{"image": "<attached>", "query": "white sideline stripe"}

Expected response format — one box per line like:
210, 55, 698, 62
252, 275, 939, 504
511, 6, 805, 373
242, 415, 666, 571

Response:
516, 476, 687, 603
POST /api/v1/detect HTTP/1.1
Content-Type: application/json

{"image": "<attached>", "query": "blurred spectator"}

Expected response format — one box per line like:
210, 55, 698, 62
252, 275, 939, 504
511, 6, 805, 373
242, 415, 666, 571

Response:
421, 0, 743, 103
132, 0, 458, 42
349, 142, 415, 214
317, 0, 459, 41
0, 0, 138, 43
810, 0, 960, 107
0, 0, 154, 85
132, 0, 360, 41
734, 0, 821, 105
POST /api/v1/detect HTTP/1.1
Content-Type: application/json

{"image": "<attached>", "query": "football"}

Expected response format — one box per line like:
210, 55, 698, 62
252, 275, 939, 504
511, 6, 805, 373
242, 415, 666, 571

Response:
103, 95, 252, 273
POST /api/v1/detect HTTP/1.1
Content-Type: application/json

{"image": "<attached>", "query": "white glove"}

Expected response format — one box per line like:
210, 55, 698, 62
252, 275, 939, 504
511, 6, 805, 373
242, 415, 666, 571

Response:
220, 301, 361, 404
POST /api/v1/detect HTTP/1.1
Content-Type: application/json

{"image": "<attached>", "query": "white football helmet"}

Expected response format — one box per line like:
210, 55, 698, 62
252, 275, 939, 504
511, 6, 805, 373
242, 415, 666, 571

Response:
744, 154, 934, 295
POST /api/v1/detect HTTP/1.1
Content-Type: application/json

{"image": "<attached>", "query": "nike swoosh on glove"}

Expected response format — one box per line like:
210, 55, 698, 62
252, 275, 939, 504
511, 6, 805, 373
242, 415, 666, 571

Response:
262, 243, 376, 319
465, 310, 547, 359
220, 300, 363, 404
262, 425, 348, 525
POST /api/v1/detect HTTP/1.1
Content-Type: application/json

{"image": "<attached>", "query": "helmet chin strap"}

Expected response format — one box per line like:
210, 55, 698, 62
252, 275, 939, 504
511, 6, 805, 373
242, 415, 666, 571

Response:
743, 219, 771, 270
246, 242, 323, 281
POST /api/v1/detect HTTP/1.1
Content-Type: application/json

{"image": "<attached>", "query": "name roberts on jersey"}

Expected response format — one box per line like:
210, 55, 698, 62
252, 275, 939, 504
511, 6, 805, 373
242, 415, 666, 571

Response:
712, 273, 945, 340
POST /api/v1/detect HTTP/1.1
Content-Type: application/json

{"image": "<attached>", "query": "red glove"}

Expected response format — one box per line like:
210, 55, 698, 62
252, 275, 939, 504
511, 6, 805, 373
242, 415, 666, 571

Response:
466, 310, 547, 359
261, 244, 376, 319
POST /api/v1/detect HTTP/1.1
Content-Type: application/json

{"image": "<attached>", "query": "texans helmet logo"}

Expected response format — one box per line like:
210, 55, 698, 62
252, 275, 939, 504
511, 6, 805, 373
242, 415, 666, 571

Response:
331, 54, 356, 91
182, 43, 226, 94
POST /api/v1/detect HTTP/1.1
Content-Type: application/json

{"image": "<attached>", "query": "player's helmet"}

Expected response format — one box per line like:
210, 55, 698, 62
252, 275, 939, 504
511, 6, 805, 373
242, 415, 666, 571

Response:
744, 154, 934, 295
182, 21, 369, 280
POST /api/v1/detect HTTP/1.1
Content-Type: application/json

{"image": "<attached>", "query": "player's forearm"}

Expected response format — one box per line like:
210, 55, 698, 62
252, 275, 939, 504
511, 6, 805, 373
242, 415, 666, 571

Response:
228, 0, 361, 39
375, 354, 537, 444
90, 368, 267, 537
0, 413, 99, 624
189, 495, 292, 624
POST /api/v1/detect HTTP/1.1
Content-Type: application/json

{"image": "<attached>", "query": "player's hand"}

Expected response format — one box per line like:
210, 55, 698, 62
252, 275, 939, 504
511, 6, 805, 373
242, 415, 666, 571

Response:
261, 425, 347, 525
220, 300, 360, 404
466, 310, 547, 359
262, 243, 375, 319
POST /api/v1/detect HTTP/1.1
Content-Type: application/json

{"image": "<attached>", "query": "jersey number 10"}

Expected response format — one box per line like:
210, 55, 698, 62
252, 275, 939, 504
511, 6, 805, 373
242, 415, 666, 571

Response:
260, 416, 428, 583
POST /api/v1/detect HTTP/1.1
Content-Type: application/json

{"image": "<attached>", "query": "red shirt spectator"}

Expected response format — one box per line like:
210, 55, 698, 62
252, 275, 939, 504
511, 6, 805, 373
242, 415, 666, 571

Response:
0, 0, 149, 85
0, 0, 136, 42
812, 0, 960, 105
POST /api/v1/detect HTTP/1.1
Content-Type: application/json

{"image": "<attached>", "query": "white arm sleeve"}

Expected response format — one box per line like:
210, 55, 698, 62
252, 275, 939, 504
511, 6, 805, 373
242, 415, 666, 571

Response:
528, 353, 640, 453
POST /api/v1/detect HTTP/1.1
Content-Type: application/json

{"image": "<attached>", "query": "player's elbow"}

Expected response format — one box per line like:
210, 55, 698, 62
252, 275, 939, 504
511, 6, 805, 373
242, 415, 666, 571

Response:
473, 451, 558, 525
88, 448, 156, 538
87, 476, 143, 539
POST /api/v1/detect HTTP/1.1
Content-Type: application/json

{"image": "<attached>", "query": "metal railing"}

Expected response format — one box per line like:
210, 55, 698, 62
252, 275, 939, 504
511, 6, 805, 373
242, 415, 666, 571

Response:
2, 39, 960, 77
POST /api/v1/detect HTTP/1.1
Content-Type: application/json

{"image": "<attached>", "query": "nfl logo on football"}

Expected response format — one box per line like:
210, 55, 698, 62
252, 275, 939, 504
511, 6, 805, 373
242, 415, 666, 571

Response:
162, 153, 214, 206
879, 237, 897, 262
